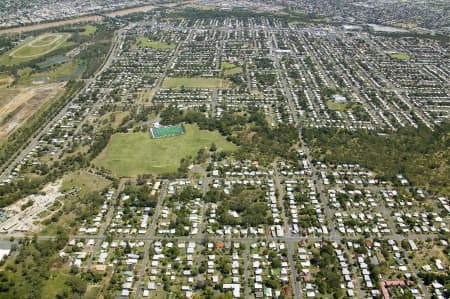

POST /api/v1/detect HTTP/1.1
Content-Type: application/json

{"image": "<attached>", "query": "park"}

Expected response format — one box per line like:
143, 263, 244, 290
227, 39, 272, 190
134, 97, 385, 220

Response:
94, 124, 237, 177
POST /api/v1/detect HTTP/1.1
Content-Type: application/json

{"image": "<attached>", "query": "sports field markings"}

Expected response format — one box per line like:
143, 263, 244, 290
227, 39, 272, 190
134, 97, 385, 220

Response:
150, 125, 184, 139
9, 33, 70, 59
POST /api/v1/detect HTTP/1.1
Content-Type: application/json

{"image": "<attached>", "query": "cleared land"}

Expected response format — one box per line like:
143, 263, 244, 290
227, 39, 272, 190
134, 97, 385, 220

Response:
138, 37, 175, 50
388, 52, 411, 60
0, 33, 71, 66
0, 181, 62, 233
162, 77, 232, 89
0, 83, 64, 142
94, 124, 237, 176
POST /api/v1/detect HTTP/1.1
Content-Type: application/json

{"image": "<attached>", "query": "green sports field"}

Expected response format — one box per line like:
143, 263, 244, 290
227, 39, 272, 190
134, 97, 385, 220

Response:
137, 37, 175, 50
0, 33, 71, 66
221, 62, 243, 77
388, 53, 411, 60
151, 125, 183, 138
162, 77, 232, 89
94, 124, 237, 176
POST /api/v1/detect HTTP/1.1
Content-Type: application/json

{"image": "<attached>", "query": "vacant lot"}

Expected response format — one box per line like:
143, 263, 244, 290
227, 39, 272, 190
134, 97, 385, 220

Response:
61, 171, 111, 196
138, 37, 175, 50
0, 33, 71, 66
94, 124, 237, 176
98, 111, 130, 129
0, 83, 64, 142
162, 77, 232, 89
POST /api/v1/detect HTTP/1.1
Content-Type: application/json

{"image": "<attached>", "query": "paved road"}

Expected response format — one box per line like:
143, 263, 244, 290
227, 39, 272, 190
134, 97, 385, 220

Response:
59, 25, 129, 155
273, 167, 302, 299
2, 233, 438, 243
142, 28, 193, 105
0, 23, 129, 182
86, 182, 124, 271
133, 181, 167, 299
243, 242, 250, 299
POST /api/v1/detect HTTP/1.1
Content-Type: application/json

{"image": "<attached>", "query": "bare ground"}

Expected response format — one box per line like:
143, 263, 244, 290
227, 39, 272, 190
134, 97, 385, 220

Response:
0, 83, 64, 142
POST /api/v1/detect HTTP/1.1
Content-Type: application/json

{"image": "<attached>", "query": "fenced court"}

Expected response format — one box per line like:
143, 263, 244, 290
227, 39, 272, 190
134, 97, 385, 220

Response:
150, 125, 184, 139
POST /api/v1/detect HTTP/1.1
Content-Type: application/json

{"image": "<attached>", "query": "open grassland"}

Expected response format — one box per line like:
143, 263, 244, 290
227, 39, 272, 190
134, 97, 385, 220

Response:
80, 25, 97, 36
162, 77, 232, 89
388, 52, 412, 60
60, 170, 112, 196
221, 62, 236, 70
137, 37, 175, 50
0, 33, 71, 66
0, 73, 14, 86
326, 101, 348, 111
94, 124, 237, 177
98, 111, 130, 129
221, 62, 243, 77
0, 88, 20, 106
41, 271, 72, 299
19, 61, 82, 84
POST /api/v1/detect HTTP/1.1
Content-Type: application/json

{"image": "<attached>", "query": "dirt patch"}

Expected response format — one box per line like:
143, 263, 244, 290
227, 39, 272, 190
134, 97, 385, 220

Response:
0, 83, 64, 142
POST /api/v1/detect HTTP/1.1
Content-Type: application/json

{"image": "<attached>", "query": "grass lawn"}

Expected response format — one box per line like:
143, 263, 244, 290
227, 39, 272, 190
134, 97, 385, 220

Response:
140, 88, 156, 102
41, 271, 71, 299
0, 73, 13, 86
220, 62, 244, 77
388, 53, 411, 60
60, 170, 111, 196
0, 88, 19, 105
137, 37, 175, 50
18, 67, 33, 77
94, 124, 237, 177
99, 111, 130, 129
20, 61, 81, 84
221, 62, 243, 77
81, 25, 97, 36
326, 101, 348, 111
162, 77, 232, 89
221, 62, 236, 70
0, 33, 71, 66
224, 66, 243, 77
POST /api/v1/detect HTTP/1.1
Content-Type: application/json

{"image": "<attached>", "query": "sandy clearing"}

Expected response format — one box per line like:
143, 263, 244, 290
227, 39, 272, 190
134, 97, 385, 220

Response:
0, 180, 63, 233
0, 83, 64, 141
